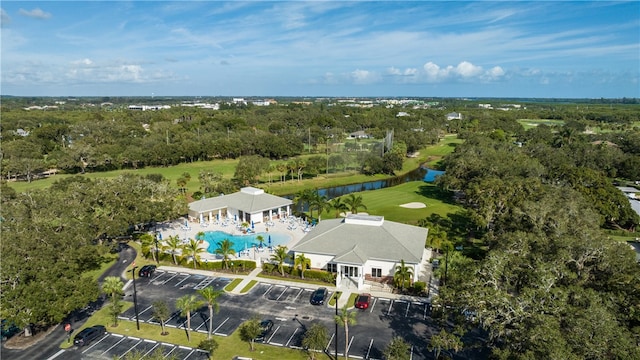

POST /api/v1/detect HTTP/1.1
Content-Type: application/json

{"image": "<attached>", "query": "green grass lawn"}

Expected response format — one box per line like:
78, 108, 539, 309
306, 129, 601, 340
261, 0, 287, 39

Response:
517, 118, 565, 130
319, 181, 463, 226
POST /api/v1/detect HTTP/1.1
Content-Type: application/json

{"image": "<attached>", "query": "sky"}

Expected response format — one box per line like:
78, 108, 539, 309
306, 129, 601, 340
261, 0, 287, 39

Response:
1, 1, 638, 98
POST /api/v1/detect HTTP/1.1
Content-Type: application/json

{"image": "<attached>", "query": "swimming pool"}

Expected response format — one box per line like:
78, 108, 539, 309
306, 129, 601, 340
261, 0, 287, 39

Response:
204, 231, 291, 254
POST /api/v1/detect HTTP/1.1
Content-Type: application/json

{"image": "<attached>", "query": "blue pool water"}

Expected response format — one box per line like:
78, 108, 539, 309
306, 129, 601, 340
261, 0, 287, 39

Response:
204, 231, 290, 254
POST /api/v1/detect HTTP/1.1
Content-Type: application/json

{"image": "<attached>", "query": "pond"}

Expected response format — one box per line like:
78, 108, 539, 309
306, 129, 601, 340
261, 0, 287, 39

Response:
288, 167, 445, 201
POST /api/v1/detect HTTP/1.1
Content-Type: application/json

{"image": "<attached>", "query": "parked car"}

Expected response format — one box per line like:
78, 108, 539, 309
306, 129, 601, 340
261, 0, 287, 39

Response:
354, 293, 372, 310
138, 265, 156, 278
310, 287, 328, 305
1, 320, 20, 342
73, 325, 106, 347
432, 259, 440, 269
255, 320, 274, 342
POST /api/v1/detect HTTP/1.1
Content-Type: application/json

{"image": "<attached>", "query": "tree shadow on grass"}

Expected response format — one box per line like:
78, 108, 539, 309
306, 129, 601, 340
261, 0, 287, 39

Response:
415, 184, 457, 205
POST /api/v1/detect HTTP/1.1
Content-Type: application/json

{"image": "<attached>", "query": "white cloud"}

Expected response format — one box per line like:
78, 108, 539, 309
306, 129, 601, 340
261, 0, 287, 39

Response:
350, 69, 379, 84
72, 58, 93, 66
19, 8, 51, 19
455, 61, 483, 78
422, 61, 506, 82
1, 8, 11, 27
423, 62, 453, 82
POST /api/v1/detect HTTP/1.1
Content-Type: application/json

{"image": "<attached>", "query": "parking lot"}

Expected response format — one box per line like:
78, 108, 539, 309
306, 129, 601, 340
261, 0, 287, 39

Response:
77, 269, 435, 359
77, 332, 208, 359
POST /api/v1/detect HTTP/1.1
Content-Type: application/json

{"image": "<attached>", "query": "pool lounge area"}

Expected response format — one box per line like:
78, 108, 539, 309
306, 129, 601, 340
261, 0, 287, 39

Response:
154, 214, 312, 265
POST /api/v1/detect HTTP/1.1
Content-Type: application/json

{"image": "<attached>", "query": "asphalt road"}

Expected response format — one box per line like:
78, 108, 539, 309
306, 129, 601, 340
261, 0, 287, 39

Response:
1, 244, 137, 360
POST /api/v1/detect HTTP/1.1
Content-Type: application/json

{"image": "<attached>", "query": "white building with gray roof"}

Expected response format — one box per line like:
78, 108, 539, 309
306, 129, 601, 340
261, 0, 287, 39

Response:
291, 214, 429, 290
188, 187, 293, 225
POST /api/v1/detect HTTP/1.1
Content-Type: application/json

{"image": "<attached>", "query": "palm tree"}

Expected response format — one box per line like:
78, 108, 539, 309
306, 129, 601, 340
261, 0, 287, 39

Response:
175, 294, 203, 342
329, 197, 349, 218
294, 188, 314, 216
270, 245, 290, 276
309, 192, 330, 222
163, 235, 182, 265
215, 239, 236, 269
294, 253, 311, 279
197, 287, 223, 340
102, 276, 124, 327
102, 276, 124, 304
334, 305, 357, 360
256, 235, 265, 248
343, 194, 367, 214
139, 234, 157, 262
182, 238, 205, 269
394, 259, 414, 291
196, 231, 205, 240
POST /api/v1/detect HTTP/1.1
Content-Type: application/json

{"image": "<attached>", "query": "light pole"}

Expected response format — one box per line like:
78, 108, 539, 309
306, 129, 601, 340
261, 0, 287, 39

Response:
335, 297, 338, 360
129, 266, 140, 330
154, 232, 160, 264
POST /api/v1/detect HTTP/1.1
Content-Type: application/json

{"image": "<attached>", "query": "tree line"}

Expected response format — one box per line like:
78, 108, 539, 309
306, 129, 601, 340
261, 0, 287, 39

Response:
0, 175, 185, 331
3, 98, 637, 183
432, 131, 640, 358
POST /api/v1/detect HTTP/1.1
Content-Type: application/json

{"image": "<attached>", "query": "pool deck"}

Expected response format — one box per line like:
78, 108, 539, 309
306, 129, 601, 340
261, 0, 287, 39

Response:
155, 216, 311, 265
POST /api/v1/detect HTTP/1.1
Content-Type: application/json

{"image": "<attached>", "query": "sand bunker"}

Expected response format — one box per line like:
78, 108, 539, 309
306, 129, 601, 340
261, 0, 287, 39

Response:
400, 202, 426, 209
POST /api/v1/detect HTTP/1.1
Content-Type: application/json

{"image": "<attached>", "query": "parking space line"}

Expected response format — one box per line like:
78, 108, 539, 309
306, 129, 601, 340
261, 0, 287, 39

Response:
275, 286, 287, 301
195, 316, 209, 331
325, 333, 334, 352
369, 298, 378, 313
404, 302, 411, 317
159, 272, 179, 284
141, 341, 160, 358
365, 339, 374, 359
118, 337, 143, 359
267, 325, 280, 344
82, 333, 110, 353
285, 328, 298, 347
292, 288, 304, 302
194, 277, 215, 290
213, 317, 229, 335
138, 305, 153, 317
262, 284, 274, 297
99, 335, 126, 355
346, 336, 354, 356
386, 300, 394, 316
173, 274, 191, 287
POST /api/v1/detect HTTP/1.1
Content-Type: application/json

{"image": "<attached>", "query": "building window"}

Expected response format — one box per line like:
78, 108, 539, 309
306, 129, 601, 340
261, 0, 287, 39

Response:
327, 263, 337, 273
371, 268, 382, 278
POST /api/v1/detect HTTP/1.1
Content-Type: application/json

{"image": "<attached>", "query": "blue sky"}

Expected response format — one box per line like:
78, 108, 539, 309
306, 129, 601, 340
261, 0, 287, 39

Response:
1, 1, 638, 98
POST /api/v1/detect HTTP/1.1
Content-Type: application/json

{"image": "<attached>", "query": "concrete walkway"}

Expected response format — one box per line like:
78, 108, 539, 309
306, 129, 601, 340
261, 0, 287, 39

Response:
159, 265, 430, 310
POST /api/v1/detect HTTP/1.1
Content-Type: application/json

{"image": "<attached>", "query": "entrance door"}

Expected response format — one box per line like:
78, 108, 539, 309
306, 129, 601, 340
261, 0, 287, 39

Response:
341, 265, 359, 277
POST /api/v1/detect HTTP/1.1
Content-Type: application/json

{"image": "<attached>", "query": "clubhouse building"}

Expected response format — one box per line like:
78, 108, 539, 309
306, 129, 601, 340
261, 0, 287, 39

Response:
188, 187, 293, 225
291, 214, 429, 290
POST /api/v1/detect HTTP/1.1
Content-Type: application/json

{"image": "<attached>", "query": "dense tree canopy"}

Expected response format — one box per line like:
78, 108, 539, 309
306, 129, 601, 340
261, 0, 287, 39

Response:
0, 175, 185, 329
436, 132, 640, 358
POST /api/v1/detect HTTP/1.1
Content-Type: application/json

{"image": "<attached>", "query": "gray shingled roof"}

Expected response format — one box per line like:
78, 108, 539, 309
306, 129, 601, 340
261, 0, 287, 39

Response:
188, 188, 292, 214
292, 215, 428, 265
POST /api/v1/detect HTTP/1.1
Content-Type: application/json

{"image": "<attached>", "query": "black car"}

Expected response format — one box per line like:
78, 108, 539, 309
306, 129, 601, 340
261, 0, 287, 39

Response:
1, 320, 20, 341
73, 325, 106, 347
255, 320, 274, 342
310, 287, 328, 305
138, 265, 156, 277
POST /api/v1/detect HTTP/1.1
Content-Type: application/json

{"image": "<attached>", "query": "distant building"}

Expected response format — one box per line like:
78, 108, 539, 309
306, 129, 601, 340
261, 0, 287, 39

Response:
446, 112, 463, 120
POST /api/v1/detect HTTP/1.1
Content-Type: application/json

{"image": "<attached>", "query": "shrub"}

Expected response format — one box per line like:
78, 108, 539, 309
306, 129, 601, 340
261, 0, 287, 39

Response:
198, 338, 218, 357
412, 281, 426, 295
